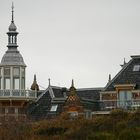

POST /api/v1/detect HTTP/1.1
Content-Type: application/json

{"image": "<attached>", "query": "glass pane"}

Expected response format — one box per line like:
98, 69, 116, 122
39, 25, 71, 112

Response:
4, 68, 10, 76
21, 78, 25, 90
0, 68, 1, 76
14, 78, 19, 90
118, 91, 132, 108
13, 68, 19, 76
126, 91, 132, 101
50, 105, 58, 112
133, 65, 140, 71
0, 78, 1, 89
21, 68, 25, 77
5, 78, 10, 89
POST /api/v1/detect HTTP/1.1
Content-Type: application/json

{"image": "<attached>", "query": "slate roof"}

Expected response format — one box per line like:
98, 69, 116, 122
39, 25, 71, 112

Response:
27, 86, 102, 120
27, 86, 66, 121
105, 55, 140, 91
77, 88, 102, 100
77, 88, 103, 111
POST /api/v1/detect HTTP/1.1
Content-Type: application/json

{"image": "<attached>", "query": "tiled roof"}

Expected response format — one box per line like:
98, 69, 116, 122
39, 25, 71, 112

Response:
105, 56, 140, 91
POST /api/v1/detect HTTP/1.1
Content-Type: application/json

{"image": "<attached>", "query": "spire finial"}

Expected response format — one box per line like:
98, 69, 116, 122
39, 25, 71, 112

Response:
124, 58, 126, 65
71, 79, 74, 87
34, 74, 36, 81
11, 2, 14, 23
108, 74, 111, 82
48, 78, 51, 86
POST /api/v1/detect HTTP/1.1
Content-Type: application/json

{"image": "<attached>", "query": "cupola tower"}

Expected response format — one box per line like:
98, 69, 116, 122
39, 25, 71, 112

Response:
0, 3, 26, 90
0, 3, 36, 122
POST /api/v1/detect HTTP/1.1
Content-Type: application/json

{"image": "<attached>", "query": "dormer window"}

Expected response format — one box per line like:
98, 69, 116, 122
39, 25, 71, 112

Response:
133, 65, 140, 71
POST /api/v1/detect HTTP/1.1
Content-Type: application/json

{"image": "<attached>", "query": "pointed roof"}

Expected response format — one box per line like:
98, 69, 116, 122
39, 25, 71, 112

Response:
9, 2, 17, 32
0, 3, 26, 66
66, 80, 80, 102
31, 74, 39, 91
104, 55, 140, 91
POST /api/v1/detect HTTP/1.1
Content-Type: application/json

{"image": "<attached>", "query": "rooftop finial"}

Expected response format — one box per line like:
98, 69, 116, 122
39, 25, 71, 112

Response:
48, 78, 51, 86
108, 74, 111, 82
71, 79, 74, 87
31, 74, 39, 91
124, 58, 126, 65
34, 74, 36, 81
12, 2, 14, 23
120, 57, 127, 68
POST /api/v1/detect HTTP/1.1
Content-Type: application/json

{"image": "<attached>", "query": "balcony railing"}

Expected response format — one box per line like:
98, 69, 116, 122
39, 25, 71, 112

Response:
0, 90, 37, 99
101, 99, 140, 110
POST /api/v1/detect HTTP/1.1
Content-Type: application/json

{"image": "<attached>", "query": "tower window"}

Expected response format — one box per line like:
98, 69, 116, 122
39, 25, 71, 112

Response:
14, 78, 19, 90
5, 78, 10, 89
0, 78, 1, 89
0, 78, 2, 90
21, 68, 25, 77
0, 68, 1, 76
13, 67, 19, 76
21, 77, 25, 90
133, 65, 140, 71
4, 68, 10, 76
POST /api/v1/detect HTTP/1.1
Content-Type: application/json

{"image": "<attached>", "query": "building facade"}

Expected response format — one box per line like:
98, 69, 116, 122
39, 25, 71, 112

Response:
101, 55, 140, 111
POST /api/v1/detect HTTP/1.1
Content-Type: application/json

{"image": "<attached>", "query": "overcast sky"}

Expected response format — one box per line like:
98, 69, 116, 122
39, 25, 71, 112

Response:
1, 0, 140, 89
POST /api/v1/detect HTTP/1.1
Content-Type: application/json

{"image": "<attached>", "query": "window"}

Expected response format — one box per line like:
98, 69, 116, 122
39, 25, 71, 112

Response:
133, 65, 140, 71
21, 78, 25, 89
5, 78, 10, 89
21, 68, 25, 77
14, 78, 19, 89
118, 91, 132, 108
0, 68, 1, 76
4, 68, 10, 76
13, 67, 19, 76
0, 78, 1, 89
50, 105, 58, 112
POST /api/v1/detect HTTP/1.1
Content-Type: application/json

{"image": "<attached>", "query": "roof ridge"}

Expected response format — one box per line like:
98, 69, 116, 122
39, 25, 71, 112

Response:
50, 85, 64, 89
36, 88, 49, 102
77, 87, 103, 91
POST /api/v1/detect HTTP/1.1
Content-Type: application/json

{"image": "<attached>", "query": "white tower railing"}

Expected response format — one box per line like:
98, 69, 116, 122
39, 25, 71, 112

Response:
0, 89, 37, 99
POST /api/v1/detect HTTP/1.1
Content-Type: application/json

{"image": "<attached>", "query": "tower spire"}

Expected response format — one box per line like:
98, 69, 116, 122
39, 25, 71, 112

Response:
71, 79, 74, 87
7, 2, 18, 47
12, 2, 14, 23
